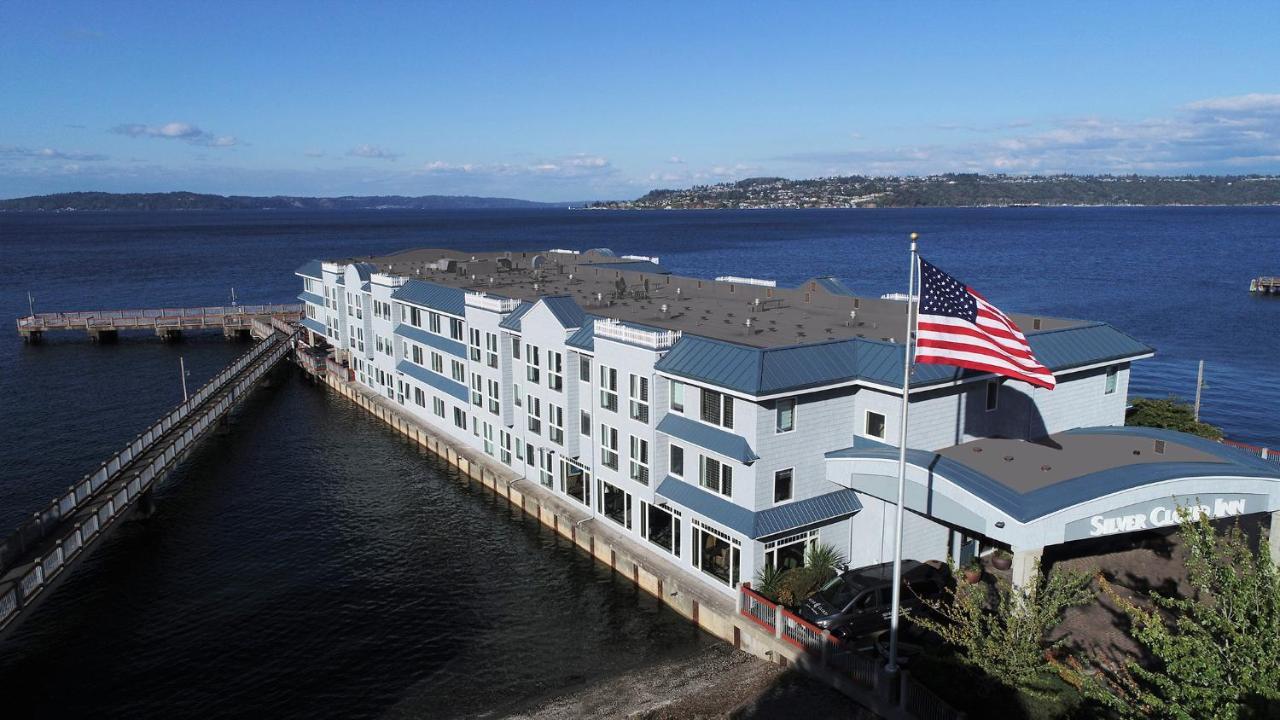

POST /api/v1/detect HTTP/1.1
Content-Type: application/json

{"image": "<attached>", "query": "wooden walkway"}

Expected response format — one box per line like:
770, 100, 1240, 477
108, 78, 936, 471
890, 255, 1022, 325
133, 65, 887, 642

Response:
1251, 276, 1280, 294
0, 325, 298, 639
16, 303, 303, 341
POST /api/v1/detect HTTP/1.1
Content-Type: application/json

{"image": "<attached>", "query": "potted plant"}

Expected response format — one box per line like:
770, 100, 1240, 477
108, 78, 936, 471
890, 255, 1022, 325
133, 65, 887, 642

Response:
962, 558, 983, 584
990, 548, 1013, 571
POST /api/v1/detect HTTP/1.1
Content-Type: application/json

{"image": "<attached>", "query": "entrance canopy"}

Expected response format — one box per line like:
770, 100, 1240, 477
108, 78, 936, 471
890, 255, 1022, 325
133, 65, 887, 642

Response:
825, 426, 1280, 551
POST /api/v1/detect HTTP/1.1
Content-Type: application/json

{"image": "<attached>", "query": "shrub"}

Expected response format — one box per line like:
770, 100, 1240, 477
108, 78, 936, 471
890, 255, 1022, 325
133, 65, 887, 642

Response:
754, 563, 785, 602
1126, 396, 1223, 440
775, 565, 830, 607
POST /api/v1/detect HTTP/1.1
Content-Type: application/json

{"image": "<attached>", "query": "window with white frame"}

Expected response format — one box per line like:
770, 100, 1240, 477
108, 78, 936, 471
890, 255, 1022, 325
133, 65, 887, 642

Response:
409, 306, 422, 327
449, 318, 464, 341
548, 403, 565, 445
538, 449, 553, 488
764, 530, 816, 572
580, 410, 591, 436
669, 444, 684, 477
629, 374, 649, 423
776, 397, 795, 433
526, 344, 541, 384
698, 455, 733, 497
547, 351, 564, 391
670, 380, 685, 413
433, 397, 445, 418
640, 501, 681, 557
451, 360, 465, 383
413, 387, 426, 407
527, 396, 542, 435
453, 407, 467, 429
431, 352, 444, 374
429, 311, 441, 334
470, 373, 482, 406
629, 436, 649, 485
482, 422, 494, 456
579, 356, 591, 383
1105, 366, 1118, 395
499, 430, 512, 465
411, 344, 424, 365
599, 365, 618, 412
487, 379, 500, 414
486, 332, 498, 368
514, 382, 522, 407
597, 479, 631, 529
469, 328, 482, 362
692, 518, 740, 587
600, 425, 619, 470
512, 338, 521, 360
774, 468, 794, 503
865, 410, 887, 440
700, 389, 733, 428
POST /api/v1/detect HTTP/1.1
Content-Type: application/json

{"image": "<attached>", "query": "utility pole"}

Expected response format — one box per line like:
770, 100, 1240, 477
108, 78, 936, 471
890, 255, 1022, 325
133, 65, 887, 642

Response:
27, 291, 34, 317
230, 287, 237, 307
1193, 360, 1205, 421
180, 357, 189, 402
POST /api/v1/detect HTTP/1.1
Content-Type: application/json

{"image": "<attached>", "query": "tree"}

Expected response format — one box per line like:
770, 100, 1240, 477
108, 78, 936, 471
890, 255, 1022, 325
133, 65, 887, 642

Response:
1069, 514, 1280, 719
1126, 397, 1223, 440
912, 560, 1093, 694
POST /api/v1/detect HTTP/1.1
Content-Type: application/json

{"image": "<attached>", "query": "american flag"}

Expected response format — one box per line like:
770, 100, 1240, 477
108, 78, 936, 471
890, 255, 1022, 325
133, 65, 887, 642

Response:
914, 259, 1056, 390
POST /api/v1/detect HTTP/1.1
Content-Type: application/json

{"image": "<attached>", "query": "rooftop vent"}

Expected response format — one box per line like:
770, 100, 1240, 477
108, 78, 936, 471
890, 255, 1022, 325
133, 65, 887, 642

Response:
1154, 440, 1167, 455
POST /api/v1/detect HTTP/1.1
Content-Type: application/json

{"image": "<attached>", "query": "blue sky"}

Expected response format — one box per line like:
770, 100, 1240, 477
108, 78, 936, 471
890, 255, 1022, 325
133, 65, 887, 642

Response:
2, 1, 1279, 201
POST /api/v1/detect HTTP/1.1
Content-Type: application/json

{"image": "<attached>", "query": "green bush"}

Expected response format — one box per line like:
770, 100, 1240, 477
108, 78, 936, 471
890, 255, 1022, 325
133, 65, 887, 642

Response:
1126, 396, 1223, 440
776, 565, 829, 607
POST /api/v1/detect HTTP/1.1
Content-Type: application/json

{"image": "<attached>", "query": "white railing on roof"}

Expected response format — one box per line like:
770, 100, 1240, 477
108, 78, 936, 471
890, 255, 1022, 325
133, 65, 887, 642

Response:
547, 248, 580, 255
716, 275, 777, 287
880, 292, 919, 302
594, 318, 681, 349
622, 254, 660, 263
465, 292, 522, 313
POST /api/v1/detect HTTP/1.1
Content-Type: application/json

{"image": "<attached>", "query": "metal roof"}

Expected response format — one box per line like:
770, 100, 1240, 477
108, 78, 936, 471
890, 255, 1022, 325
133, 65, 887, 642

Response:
541, 295, 587, 328
352, 262, 376, 282
656, 323, 1153, 397
394, 323, 466, 358
295, 260, 324, 279
300, 317, 326, 334
498, 302, 534, 332
826, 426, 1280, 523
655, 477, 862, 539
298, 291, 325, 306
656, 413, 759, 463
391, 279, 466, 317
566, 316, 599, 351
396, 360, 468, 402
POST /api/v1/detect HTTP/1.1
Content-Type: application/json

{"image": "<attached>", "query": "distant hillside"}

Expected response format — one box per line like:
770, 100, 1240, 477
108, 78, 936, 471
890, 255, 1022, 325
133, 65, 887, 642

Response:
590, 174, 1280, 209
0, 191, 570, 212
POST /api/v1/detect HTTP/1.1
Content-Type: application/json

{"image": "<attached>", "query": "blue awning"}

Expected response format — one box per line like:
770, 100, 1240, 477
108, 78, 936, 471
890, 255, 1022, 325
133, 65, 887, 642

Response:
298, 291, 326, 306
300, 317, 326, 334
294, 259, 324, 279
396, 360, 468, 402
656, 413, 758, 463
394, 323, 466, 358
655, 477, 862, 539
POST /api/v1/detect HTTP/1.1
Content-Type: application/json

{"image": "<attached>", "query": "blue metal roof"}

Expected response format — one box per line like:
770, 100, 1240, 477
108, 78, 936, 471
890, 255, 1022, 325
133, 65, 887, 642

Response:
655, 323, 1153, 397
295, 260, 324, 279
566, 316, 599, 351
300, 317, 326, 334
498, 302, 534, 332
391, 280, 466, 317
352, 262, 375, 282
394, 323, 466, 358
811, 276, 856, 296
298, 291, 326, 306
542, 295, 587, 328
656, 413, 759, 463
396, 360, 468, 402
655, 477, 862, 539
826, 426, 1280, 523
587, 260, 671, 274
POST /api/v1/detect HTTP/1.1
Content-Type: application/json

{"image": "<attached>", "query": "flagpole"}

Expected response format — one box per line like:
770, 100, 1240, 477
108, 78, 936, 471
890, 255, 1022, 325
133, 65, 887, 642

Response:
886, 232, 919, 674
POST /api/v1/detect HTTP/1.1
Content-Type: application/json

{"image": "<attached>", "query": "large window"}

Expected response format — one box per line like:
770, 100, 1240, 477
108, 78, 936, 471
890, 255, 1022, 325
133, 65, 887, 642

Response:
774, 468, 794, 503
776, 397, 795, 433
600, 425, 619, 470
598, 480, 631, 529
764, 530, 816, 572
865, 410, 886, 439
700, 389, 734, 428
692, 520, 740, 587
563, 460, 590, 505
641, 502, 681, 556
629, 374, 649, 423
629, 436, 649, 485
599, 365, 618, 411
698, 455, 733, 497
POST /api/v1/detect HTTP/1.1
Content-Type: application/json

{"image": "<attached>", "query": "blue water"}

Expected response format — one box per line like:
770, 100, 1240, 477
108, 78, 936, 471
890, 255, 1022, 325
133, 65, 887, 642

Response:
0, 207, 1276, 716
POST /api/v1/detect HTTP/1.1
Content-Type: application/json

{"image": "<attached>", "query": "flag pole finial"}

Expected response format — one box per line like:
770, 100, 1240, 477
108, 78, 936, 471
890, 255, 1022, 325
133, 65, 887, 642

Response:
909, 231, 918, 241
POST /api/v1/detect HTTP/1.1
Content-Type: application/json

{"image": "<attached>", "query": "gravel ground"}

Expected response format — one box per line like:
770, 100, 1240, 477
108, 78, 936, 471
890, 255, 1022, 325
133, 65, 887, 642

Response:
500, 642, 877, 720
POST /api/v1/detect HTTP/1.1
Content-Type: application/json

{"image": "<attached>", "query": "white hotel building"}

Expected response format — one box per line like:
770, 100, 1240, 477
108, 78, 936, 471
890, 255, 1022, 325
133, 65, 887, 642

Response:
296, 248, 1280, 595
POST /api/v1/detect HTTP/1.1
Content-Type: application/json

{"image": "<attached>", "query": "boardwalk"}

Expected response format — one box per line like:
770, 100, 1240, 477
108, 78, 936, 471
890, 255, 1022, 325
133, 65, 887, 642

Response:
0, 325, 297, 638
16, 303, 303, 341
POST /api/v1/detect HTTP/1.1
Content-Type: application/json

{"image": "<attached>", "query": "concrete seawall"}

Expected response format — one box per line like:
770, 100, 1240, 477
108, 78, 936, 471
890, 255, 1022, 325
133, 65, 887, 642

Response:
315, 368, 940, 720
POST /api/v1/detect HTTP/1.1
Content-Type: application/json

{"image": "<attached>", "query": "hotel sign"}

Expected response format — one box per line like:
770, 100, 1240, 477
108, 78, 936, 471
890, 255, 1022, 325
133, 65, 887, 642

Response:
1063, 494, 1262, 542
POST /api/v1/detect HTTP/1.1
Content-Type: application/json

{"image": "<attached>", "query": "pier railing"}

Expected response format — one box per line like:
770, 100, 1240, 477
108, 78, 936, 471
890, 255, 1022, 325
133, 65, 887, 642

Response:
1222, 438, 1277, 463
0, 328, 297, 631
16, 303, 302, 331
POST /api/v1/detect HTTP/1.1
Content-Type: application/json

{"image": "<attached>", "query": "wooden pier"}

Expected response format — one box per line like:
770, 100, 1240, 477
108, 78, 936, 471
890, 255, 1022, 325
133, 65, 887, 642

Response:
0, 324, 299, 639
16, 303, 303, 342
1250, 276, 1280, 295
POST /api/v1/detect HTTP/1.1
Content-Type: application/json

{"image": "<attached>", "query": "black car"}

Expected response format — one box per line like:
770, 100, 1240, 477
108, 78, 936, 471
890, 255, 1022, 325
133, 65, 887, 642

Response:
798, 560, 949, 639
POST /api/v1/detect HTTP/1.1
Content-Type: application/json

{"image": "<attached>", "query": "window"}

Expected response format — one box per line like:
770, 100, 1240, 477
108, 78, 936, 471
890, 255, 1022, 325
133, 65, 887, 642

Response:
512, 339, 521, 360
451, 360, 466, 383
774, 468, 794, 503
470, 373, 482, 406
692, 519, 739, 587
526, 344, 540, 384
486, 332, 498, 368
629, 436, 649, 485
538, 449, 553, 488
411, 344, 424, 365
642, 502, 681, 556
413, 387, 426, 407
527, 396, 542, 435
698, 455, 732, 497
482, 422, 494, 456
1105, 366, 1118, 395
469, 328, 482, 362
449, 318, 463, 341
865, 410, 886, 440
580, 410, 591, 436
429, 312, 441, 334
409, 307, 423, 328
700, 389, 733, 428
499, 431, 512, 465
985, 381, 999, 412
431, 352, 444, 374
513, 383, 522, 407
548, 403, 565, 445
547, 351, 564, 391
776, 398, 795, 433
669, 444, 684, 477
453, 407, 467, 429
670, 380, 685, 413
600, 425, 619, 470
598, 480, 631, 529
599, 365, 618, 412
433, 397, 445, 418
629, 374, 650, 423
764, 530, 816, 572
487, 379, 500, 414
579, 356, 591, 383
564, 461, 590, 505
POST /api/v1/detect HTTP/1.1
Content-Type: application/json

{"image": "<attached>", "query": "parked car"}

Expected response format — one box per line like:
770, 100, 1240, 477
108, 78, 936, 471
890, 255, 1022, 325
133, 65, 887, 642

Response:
798, 560, 949, 639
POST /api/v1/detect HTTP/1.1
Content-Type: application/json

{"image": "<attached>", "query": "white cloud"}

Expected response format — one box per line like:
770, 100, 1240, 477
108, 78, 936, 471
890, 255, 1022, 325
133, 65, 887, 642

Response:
667, 155, 686, 164
112, 122, 238, 147
417, 154, 613, 180
347, 144, 402, 161
0, 145, 108, 162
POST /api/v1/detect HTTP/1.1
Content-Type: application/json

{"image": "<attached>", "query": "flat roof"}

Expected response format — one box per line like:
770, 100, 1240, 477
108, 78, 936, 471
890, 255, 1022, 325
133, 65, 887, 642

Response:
334, 246, 1086, 350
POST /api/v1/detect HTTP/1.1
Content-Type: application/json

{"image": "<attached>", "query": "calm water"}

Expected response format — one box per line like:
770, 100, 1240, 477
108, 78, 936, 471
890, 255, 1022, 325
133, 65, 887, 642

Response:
0, 207, 1277, 716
